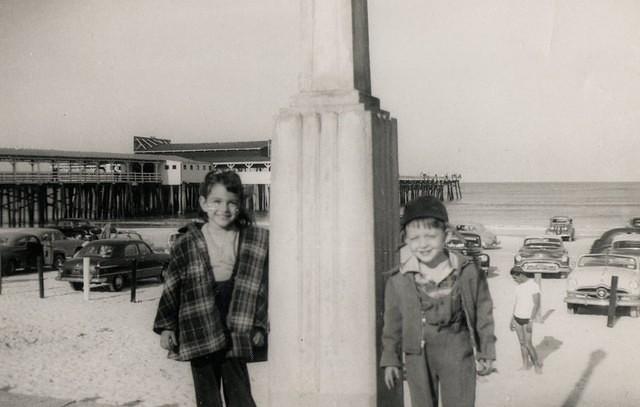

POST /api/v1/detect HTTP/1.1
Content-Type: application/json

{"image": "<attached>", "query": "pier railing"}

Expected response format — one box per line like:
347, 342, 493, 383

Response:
0, 172, 161, 184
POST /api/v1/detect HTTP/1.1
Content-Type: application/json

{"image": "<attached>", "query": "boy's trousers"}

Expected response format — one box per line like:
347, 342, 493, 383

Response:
405, 323, 476, 407
190, 351, 256, 407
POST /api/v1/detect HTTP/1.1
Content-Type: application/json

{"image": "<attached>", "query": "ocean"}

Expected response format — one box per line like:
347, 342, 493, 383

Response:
444, 182, 640, 238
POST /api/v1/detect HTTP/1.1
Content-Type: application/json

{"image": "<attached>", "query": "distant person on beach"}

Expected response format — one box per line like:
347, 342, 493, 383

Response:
510, 267, 543, 373
381, 195, 496, 407
153, 170, 268, 407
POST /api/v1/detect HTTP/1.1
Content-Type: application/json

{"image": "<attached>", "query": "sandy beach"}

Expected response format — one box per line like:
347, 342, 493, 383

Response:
1, 227, 639, 406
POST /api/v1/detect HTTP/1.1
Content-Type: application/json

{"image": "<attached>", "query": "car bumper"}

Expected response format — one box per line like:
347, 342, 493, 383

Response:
565, 293, 640, 307
517, 263, 570, 274
55, 275, 108, 285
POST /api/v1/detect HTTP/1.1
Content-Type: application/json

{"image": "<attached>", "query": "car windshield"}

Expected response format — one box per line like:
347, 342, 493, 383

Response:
524, 239, 561, 249
76, 244, 116, 258
578, 255, 637, 270
463, 236, 481, 246
551, 218, 570, 224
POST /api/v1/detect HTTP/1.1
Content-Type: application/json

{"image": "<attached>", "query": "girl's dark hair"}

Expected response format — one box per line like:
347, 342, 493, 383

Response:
198, 170, 253, 228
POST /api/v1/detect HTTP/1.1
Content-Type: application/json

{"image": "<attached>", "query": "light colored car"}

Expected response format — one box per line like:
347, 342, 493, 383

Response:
455, 223, 500, 249
565, 254, 640, 317
514, 236, 571, 277
545, 216, 575, 241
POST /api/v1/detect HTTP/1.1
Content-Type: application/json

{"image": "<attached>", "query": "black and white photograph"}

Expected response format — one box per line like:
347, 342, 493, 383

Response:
1, 1, 639, 406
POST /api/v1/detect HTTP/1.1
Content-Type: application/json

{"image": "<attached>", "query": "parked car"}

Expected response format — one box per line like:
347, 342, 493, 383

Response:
565, 254, 640, 317
446, 230, 491, 273
514, 236, 571, 278
629, 217, 640, 228
0, 230, 43, 275
56, 239, 170, 291
545, 216, 575, 241
454, 223, 501, 249
49, 218, 102, 240
21, 227, 84, 268
590, 228, 640, 254
166, 219, 205, 253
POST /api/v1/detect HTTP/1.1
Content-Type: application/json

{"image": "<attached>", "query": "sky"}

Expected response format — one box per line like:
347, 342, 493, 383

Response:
1, 0, 640, 182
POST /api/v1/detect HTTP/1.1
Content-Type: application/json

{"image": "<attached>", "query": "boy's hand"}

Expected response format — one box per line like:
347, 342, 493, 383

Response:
477, 359, 494, 376
384, 366, 401, 389
526, 321, 533, 333
252, 330, 265, 347
509, 319, 516, 331
160, 330, 177, 351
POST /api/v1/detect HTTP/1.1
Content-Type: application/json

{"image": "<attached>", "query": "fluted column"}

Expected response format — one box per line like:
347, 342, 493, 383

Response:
268, 1, 400, 406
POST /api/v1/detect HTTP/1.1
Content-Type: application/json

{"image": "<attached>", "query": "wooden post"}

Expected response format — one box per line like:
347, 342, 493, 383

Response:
83, 257, 90, 301
534, 273, 543, 322
130, 259, 137, 303
607, 275, 619, 328
0, 253, 3, 295
37, 256, 44, 299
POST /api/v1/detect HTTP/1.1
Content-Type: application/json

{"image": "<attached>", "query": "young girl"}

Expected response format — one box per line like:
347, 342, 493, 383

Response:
510, 267, 542, 373
154, 170, 269, 407
381, 195, 496, 407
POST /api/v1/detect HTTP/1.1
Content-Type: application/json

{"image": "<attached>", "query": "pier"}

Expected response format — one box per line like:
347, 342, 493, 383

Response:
0, 148, 461, 227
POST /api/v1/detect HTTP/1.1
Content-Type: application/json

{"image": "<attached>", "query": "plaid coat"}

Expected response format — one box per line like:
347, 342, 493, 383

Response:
153, 223, 269, 362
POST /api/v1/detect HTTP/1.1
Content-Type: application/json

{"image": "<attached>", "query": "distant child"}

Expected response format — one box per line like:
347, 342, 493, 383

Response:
510, 267, 542, 373
381, 196, 496, 407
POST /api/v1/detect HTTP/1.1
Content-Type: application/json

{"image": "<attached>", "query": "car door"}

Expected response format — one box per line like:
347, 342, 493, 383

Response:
135, 242, 156, 278
123, 243, 141, 280
25, 236, 43, 269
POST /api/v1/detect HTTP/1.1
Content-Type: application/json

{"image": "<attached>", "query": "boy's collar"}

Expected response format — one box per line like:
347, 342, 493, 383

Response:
399, 247, 467, 275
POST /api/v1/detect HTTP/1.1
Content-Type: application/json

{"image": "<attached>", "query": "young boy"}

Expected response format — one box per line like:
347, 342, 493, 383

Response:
381, 196, 496, 407
510, 267, 543, 373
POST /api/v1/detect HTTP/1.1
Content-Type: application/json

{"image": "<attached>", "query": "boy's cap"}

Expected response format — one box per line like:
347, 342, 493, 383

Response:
402, 195, 449, 226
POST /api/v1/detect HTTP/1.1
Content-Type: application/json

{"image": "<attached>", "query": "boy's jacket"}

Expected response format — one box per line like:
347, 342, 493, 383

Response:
380, 250, 496, 367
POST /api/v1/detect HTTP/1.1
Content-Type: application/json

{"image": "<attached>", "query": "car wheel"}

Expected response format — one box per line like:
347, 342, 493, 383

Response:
566, 304, 577, 314
70, 282, 83, 291
109, 275, 125, 292
53, 254, 65, 269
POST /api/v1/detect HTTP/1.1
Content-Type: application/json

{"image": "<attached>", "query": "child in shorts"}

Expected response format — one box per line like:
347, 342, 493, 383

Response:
510, 267, 542, 373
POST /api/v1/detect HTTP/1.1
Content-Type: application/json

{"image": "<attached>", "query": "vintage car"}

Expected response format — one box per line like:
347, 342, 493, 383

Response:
545, 216, 575, 241
446, 231, 491, 273
513, 236, 571, 278
0, 230, 43, 275
56, 239, 170, 291
565, 254, 640, 317
454, 223, 501, 249
629, 217, 640, 228
20, 228, 84, 269
590, 228, 640, 254
49, 218, 102, 240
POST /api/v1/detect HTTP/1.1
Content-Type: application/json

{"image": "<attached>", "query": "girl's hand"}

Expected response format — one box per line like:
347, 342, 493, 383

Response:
252, 330, 265, 347
160, 330, 177, 351
384, 366, 401, 389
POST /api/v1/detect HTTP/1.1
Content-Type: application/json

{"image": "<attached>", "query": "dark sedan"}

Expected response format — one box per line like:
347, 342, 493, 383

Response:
0, 230, 43, 275
56, 239, 170, 291
514, 236, 570, 278
590, 228, 640, 254
446, 231, 490, 273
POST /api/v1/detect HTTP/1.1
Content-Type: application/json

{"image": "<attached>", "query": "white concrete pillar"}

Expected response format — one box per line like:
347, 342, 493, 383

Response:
269, 1, 400, 406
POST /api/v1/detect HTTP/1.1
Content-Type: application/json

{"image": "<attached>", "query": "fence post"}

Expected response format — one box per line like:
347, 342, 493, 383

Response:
83, 257, 90, 301
37, 256, 44, 299
534, 272, 543, 322
607, 275, 619, 328
130, 259, 137, 303
0, 253, 3, 295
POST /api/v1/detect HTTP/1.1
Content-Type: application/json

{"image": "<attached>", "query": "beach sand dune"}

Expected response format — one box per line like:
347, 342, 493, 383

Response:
1, 232, 639, 406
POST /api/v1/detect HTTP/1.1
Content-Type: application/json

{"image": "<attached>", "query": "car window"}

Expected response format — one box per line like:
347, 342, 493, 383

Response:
0, 236, 9, 245
612, 241, 640, 249
77, 244, 114, 258
137, 243, 152, 255
15, 237, 27, 247
124, 244, 139, 257
579, 255, 637, 269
